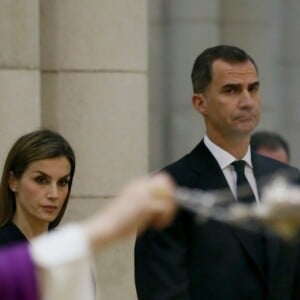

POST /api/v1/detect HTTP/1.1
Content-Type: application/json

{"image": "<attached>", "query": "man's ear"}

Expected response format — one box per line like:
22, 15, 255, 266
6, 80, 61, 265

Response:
192, 93, 207, 115
8, 171, 17, 192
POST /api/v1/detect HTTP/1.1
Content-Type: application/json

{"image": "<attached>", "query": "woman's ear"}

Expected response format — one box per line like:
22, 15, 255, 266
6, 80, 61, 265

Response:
192, 93, 208, 115
8, 171, 17, 192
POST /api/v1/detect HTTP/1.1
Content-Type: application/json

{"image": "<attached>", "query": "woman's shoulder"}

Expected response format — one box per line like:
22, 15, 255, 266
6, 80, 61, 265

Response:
0, 222, 27, 247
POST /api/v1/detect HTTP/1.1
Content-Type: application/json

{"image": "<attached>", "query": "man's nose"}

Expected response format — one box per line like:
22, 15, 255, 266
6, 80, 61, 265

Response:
239, 90, 253, 106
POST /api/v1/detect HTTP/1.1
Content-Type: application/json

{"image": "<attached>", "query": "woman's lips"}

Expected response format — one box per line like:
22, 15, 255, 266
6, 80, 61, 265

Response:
41, 205, 58, 213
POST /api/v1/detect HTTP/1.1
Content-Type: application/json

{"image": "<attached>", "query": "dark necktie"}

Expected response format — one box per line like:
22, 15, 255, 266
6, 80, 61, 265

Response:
232, 160, 267, 276
232, 160, 255, 204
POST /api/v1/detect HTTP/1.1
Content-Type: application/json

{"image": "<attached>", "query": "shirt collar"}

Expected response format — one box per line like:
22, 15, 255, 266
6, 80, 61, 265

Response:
203, 135, 253, 170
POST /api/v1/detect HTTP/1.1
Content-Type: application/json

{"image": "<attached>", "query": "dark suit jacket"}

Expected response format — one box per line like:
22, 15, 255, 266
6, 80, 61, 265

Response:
0, 222, 27, 247
135, 140, 300, 300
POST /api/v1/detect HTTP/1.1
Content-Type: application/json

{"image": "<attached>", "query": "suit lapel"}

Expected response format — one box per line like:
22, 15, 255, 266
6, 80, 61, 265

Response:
266, 240, 298, 299
188, 141, 231, 192
189, 143, 299, 295
189, 143, 272, 280
252, 153, 280, 277
251, 153, 300, 295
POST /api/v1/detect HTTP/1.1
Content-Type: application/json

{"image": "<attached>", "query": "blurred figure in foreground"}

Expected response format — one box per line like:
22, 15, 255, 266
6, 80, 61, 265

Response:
0, 173, 176, 300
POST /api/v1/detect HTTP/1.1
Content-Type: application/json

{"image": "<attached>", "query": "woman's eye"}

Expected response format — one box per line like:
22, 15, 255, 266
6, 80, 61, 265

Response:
35, 176, 48, 184
59, 179, 70, 187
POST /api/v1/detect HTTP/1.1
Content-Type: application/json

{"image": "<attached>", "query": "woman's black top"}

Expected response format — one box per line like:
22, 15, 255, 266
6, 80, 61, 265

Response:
0, 222, 27, 246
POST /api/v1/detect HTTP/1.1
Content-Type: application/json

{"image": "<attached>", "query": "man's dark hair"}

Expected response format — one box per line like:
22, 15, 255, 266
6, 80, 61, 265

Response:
251, 131, 290, 161
191, 45, 258, 93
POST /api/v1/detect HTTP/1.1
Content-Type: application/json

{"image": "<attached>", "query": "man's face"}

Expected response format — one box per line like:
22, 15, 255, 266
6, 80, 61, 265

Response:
198, 59, 261, 140
256, 147, 289, 164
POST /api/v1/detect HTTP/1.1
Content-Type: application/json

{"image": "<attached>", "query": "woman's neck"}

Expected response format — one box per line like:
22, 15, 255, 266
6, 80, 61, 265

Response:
12, 215, 48, 240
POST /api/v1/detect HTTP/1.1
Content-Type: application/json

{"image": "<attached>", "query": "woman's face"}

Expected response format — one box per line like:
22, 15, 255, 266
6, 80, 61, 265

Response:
9, 156, 71, 227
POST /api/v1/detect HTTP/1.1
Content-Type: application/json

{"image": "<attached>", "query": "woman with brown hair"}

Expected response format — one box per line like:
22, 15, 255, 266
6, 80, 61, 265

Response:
0, 129, 75, 246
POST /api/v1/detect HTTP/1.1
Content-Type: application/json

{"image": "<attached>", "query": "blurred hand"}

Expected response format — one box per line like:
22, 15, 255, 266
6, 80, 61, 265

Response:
119, 173, 177, 232
83, 173, 177, 251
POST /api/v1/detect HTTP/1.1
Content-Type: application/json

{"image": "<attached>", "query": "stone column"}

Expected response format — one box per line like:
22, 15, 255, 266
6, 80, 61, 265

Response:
40, 1, 147, 299
148, 0, 220, 169
280, 1, 300, 167
0, 0, 40, 170
220, 0, 283, 130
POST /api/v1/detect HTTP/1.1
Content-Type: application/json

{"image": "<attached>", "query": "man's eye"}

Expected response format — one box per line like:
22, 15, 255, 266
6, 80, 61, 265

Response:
224, 88, 234, 94
249, 85, 259, 93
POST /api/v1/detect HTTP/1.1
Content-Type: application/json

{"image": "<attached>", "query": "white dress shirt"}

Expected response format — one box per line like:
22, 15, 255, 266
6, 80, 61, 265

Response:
203, 135, 260, 204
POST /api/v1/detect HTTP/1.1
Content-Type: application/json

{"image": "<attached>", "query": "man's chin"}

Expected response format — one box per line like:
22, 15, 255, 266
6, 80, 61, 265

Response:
233, 126, 256, 137
238, 121, 258, 134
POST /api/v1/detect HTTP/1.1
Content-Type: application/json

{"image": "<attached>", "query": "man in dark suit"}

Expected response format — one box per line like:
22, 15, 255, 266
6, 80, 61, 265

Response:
251, 130, 290, 163
135, 45, 300, 300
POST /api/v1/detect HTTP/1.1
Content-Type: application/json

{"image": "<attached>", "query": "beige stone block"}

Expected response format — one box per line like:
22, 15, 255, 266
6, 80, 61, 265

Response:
148, 0, 219, 22
221, 24, 275, 60
61, 197, 137, 300
170, 109, 205, 162
41, 72, 148, 196
148, 7, 219, 169
281, 3, 300, 59
283, 65, 300, 120
95, 237, 136, 300
221, 0, 280, 22
148, 26, 165, 108
66, 199, 137, 300
41, 0, 147, 71
168, 0, 219, 20
0, 70, 40, 171
168, 24, 219, 106
61, 197, 107, 223
0, 0, 39, 68
148, 0, 164, 23
149, 110, 169, 171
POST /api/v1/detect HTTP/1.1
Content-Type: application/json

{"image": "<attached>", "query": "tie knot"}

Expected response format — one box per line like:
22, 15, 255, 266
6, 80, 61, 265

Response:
231, 160, 246, 175
231, 160, 255, 204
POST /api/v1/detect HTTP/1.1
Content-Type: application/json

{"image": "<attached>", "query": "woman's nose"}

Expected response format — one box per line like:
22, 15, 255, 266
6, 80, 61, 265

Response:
47, 183, 58, 199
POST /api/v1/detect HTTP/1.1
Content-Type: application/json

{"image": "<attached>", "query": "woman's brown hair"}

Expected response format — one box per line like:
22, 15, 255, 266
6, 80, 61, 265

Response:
0, 129, 76, 229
